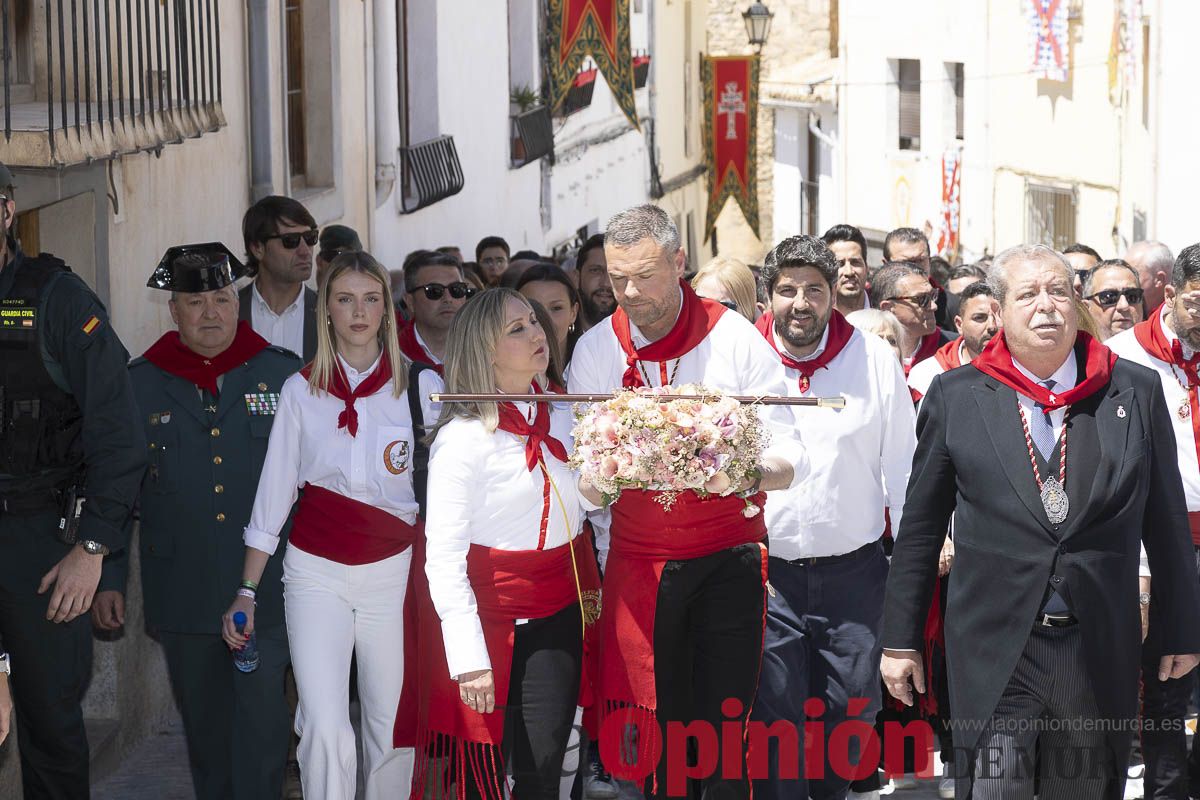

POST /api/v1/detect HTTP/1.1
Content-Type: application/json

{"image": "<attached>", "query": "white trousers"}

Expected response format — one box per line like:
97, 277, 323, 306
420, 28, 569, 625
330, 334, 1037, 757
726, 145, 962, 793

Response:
283, 545, 414, 800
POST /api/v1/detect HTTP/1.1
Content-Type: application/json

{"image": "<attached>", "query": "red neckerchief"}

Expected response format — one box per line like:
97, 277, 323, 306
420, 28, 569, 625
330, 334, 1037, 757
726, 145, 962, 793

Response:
496, 384, 568, 471
143, 321, 269, 395
397, 316, 443, 375
971, 330, 1116, 412
905, 331, 943, 376
1133, 306, 1200, 385
300, 352, 393, 437
933, 337, 964, 372
611, 280, 726, 387
757, 309, 855, 393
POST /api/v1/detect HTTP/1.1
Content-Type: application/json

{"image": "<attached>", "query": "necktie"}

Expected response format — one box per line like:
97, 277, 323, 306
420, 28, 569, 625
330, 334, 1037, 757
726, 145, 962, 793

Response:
1030, 380, 1057, 460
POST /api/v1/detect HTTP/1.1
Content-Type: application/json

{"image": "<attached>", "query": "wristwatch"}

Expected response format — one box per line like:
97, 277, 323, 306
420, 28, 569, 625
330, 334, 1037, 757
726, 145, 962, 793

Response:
0, 653, 10, 676
79, 539, 110, 556
1139, 592, 1151, 607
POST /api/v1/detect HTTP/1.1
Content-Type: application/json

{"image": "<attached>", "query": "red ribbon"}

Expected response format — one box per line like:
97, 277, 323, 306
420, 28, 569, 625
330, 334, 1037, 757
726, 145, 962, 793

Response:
496, 384, 569, 472
756, 309, 855, 393
610, 280, 726, 388
142, 321, 270, 395
971, 330, 1116, 412
300, 352, 393, 437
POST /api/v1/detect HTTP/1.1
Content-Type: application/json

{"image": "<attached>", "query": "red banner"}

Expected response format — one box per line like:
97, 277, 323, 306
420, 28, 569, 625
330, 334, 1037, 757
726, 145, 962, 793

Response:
548, 0, 638, 129
936, 147, 962, 258
703, 55, 760, 242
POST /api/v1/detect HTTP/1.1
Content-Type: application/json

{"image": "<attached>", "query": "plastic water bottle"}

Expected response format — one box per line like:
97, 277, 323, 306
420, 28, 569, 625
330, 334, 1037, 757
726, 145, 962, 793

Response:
232, 611, 260, 673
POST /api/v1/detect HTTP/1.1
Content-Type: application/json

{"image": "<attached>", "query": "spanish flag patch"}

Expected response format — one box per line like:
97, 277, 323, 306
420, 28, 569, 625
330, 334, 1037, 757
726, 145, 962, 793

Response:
81, 315, 101, 335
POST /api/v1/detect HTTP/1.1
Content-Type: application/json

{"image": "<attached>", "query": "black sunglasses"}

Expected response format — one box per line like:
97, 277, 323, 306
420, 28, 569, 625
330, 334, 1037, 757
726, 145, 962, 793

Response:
887, 290, 938, 308
1086, 287, 1144, 308
1073, 268, 1093, 282
263, 229, 319, 249
412, 282, 475, 301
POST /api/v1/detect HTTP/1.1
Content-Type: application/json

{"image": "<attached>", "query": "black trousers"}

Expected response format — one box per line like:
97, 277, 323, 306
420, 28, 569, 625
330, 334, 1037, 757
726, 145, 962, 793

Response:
159, 626, 292, 800
0, 509, 91, 800
650, 542, 766, 800
1142, 545, 1200, 800
466, 602, 583, 800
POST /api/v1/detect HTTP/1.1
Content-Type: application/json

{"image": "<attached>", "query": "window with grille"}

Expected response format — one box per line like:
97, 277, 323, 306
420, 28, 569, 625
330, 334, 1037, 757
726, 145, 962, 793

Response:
897, 59, 920, 151
1025, 184, 1076, 252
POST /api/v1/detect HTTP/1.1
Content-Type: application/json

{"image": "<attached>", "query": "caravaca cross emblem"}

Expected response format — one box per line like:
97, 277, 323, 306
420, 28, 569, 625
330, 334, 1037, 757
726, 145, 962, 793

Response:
718, 81, 745, 141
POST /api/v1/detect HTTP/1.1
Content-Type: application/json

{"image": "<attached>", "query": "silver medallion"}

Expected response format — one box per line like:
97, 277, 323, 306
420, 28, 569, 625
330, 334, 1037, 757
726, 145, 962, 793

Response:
1040, 477, 1069, 524
1180, 401, 1192, 421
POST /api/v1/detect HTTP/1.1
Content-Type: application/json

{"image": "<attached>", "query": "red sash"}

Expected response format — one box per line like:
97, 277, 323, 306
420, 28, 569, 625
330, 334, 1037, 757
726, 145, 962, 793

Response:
972, 330, 1116, 412
599, 489, 767, 787
1134, 310, 1200, 545
611, 280, 725, 387
406, 532, 601, 800
290, 483, 418, 565
143, 321, 270, 394
904, 330, 943, 377
397, 317, 443, 374
758, 310, 856, 393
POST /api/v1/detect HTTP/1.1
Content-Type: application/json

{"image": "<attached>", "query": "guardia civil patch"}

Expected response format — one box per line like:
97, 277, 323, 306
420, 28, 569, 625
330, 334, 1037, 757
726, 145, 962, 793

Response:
244, 392, 279, 416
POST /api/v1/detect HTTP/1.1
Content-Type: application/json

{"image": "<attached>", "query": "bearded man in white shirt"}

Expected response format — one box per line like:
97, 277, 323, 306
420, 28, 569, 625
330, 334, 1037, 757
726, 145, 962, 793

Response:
908, 281, 1001, 404
570, 204, 808, 799
747, 235, 916, 800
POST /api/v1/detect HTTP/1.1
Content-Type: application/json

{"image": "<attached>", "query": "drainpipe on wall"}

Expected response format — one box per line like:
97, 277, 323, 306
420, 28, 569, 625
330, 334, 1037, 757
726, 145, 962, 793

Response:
247, 0, 272, 201
373, 0, 398, 208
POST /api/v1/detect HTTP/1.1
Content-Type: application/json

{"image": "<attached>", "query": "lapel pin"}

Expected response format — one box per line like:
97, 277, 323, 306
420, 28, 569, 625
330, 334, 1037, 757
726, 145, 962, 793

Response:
160, 412, 172, 424
1117, 405, 1127, 419
258, 382, 268, 391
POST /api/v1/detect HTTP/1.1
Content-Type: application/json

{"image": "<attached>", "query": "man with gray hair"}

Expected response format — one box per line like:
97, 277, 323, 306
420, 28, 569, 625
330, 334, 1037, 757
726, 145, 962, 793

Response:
570, 204, 808, 798
1082, 259, 1145, 341
881, 244, 1200, 798
871, 262, 954, 376
1126, 241, 1174, 313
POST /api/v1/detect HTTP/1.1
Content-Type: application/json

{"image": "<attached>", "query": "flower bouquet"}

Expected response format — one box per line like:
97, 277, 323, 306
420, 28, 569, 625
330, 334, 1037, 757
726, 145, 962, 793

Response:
570, 384, 769, 516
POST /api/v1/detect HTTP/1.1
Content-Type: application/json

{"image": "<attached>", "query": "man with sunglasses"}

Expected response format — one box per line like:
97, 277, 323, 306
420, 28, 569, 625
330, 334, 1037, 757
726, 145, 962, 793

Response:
1063, 243, 1102, 298
1082, 259, 1145, 341
397, 252, 474, 371
872, 262, 955, 376
238, 196, 319, 362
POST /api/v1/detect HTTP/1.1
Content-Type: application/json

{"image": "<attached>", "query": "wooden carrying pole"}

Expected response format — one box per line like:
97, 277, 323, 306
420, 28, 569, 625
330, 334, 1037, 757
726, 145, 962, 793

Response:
429, 393, 846, 409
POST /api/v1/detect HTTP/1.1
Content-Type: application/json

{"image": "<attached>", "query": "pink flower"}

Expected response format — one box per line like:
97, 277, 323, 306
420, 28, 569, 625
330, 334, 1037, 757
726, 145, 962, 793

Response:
742, 501, 762, 518
704, 471, 731, 495
600, 456, 620, 479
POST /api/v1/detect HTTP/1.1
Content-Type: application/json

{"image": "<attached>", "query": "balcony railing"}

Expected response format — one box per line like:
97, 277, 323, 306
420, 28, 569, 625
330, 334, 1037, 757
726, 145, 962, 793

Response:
0, 0, 225, 167
510, 105, 552, 168
398, 135, 464, 214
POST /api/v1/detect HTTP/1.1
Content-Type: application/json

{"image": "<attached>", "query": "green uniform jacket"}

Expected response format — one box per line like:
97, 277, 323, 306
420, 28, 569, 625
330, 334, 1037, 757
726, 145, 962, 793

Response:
100, 345, 301, 634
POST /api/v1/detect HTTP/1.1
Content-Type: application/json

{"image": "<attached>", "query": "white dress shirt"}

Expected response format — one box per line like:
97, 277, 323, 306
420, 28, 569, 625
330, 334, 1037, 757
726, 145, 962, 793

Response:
250, 282, 307, 357
569, 306, 810, 564
907, 341, 966, 401
412, 325, 444, 365
1012, 353, 1077, 444
244, 354, 443, 555
766, 325, 917, 559
424, 401, 596, 678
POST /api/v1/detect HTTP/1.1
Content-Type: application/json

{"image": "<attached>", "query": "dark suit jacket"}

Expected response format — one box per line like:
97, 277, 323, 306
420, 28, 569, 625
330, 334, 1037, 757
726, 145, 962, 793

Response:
882, 345, 1200, 757
238, 283, 318, 362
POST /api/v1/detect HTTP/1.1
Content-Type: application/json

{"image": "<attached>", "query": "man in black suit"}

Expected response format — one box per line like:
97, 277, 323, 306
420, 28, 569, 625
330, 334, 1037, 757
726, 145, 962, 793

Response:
238, 196, 319, 362
880, 244, 1200, 799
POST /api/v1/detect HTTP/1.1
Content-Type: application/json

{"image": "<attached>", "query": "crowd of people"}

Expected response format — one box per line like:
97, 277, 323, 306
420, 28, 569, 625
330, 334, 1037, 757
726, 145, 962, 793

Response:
0, 154, 1199, 800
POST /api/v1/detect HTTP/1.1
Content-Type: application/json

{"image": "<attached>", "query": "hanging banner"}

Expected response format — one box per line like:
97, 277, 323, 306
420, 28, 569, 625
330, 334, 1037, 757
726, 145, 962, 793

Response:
1027, 0, 1069, 82
702, 55, 759, 243
546, 0, 639, 129
936, 147, 962, 259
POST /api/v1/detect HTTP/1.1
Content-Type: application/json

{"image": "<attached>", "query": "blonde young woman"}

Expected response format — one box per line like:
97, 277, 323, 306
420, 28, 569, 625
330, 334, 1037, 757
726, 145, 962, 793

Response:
221, 251, 440, 800
412, 288, 601, 800
692, 256, 762, 322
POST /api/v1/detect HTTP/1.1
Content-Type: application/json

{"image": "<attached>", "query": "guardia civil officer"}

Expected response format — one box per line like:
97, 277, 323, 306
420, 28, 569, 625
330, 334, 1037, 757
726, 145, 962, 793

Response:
94, 244, 299, 800
0, 161, 145, 796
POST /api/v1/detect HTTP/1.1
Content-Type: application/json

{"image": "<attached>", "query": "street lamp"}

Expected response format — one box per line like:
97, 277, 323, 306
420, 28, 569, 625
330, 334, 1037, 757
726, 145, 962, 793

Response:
743, 3, 774, 50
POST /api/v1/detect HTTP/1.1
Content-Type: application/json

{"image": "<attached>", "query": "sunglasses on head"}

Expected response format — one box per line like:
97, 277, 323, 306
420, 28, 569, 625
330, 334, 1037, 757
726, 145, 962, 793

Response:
1086, 287, 1144, 308
264, 229, 319, 249
412, 282, 475, 301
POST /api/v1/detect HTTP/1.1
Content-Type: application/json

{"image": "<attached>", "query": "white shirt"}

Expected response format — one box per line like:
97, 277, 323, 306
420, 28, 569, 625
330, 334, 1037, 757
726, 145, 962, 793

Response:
244, 355, 443, 554
250, 282, 307, 357
424, 401, 596, 677
568, 308, 810, 564
413, 325, 444, 365
766, 326, 917, 559
1012, 353, 1077, 444
907, 341, 966, 401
